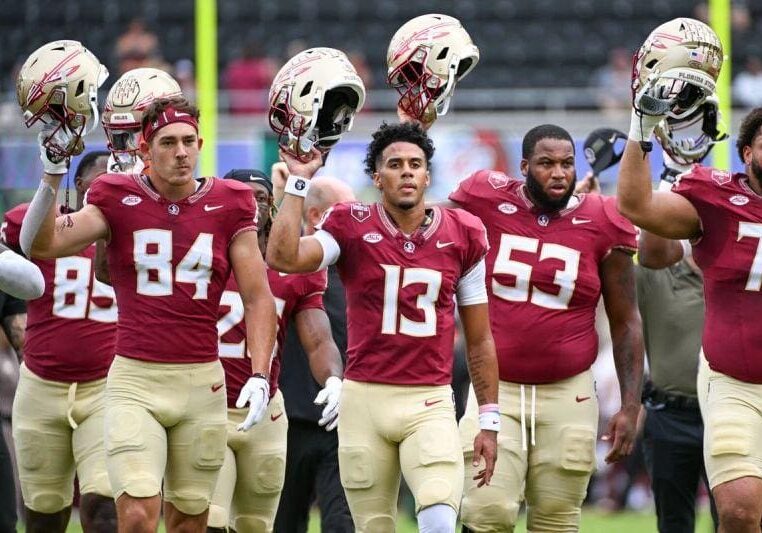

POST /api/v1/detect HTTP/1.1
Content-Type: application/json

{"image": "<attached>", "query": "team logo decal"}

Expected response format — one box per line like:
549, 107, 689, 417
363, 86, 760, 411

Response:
729, 194, 749, 206
403, 241, 416, 254
537, 214, 550, 227
498, 202, 517, 215
488, 171, 509, 190
168, 204, 180, 215
121, 194, 142, 206
711, 169, 731, 186
363, 232, 383, 243
350, 203, 371, 222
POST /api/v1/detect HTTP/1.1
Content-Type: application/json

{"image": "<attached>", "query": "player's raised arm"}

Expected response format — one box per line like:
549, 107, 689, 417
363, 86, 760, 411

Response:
266, 148, 329, 273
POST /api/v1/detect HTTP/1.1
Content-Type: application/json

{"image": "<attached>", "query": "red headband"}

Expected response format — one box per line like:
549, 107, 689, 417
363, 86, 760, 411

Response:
142, 107, 199, 142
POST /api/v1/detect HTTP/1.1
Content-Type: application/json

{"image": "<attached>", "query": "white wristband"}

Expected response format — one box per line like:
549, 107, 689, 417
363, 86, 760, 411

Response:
628, 109, 663, 143
284, 175, 311, 198
479, 411, 501, 432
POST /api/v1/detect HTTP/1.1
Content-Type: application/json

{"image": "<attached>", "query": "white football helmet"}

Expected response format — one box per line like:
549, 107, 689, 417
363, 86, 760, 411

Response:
632, 17, 723, 120
654, 94, 728, 166
268, 47, 365, 161
16, 40, 108, 160
387, 14, 479, 122
102, 68, 182, 171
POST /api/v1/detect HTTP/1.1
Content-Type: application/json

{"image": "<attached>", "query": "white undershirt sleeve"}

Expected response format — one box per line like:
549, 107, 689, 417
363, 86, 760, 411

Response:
313, 229, 341, 271
456, 257, 488, 306
0, 248, 45, 299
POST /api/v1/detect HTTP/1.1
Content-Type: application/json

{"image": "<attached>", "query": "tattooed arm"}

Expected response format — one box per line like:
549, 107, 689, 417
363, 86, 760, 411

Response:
600, 248, 644, 463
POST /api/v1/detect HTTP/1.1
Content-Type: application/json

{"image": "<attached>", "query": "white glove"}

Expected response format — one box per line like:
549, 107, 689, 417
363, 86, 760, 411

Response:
313, 376, 342, 431
628, 108, 665, 144
235, 375, 270, 431
37, 125, 71, 174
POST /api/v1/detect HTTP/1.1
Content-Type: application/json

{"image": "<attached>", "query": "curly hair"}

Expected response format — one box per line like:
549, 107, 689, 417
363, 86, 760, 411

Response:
737, 108, 762, 162
363, 122, 435, 176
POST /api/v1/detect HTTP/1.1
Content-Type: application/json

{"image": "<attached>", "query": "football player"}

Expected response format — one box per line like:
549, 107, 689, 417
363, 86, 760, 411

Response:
446, 124, 643, 532
267, 122, 500, 533
207, 169, 343, 533
619, 17, 762, 533
20, 94, 276, 531
10, 40, 119, 533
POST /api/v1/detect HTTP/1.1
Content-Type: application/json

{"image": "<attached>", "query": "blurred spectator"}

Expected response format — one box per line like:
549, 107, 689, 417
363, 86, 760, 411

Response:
693, 1, 751, 34
733, 57, 762, 108
115, 18, 160, 74
174, 59, 196, 102
224, 41, 277, 114
593, 48, 633, 112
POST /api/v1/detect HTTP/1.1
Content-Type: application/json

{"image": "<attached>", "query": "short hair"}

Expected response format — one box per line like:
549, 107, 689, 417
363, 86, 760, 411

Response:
737, 108, 762, 161
522, 124, 575, 159
140, 97, 200, 132
75, 150, 109, 179
363, 122, 435, 176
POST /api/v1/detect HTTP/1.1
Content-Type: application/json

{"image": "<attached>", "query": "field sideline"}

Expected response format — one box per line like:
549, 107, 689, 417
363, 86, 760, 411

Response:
24, 507, 714, 532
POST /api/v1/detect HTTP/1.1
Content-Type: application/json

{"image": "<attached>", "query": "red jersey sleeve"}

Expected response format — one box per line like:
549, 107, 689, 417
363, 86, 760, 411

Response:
315, 201, 354, 252
223, 179, 259, 241
449, 170, 499, 213
600, 195, 638, 254
293, 270, 327, 314
672, 164, 720, 217
457, 208, 490, 274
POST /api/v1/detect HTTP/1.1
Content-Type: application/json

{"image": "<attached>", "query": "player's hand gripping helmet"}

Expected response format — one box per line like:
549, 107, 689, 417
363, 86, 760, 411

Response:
268, 47, 365, 162
632, 17, 723, 120
17, 40, 108, 161
102, 68, 182, 170
654, 94, 728, 166
387, 14, 479, 123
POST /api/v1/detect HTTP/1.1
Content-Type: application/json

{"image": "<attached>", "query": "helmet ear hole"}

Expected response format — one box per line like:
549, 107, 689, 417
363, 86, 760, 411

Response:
300, 81, 313, 98
456, 58, 473, 78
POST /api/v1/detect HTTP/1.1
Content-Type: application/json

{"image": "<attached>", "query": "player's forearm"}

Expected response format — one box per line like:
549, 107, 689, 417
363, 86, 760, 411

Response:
244, 299, 276, 376
611, 319, 644, 410
266, 194, 305, 272
616, 141, 655, 226
465, 335, 499, 406
24, 173, 62, 258
307, 340, 343, 385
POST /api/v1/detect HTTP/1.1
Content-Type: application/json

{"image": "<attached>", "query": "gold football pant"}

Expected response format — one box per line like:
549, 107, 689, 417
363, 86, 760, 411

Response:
338, 379, 463, 533
208, 390, 288, 532
460, 370, 598, 532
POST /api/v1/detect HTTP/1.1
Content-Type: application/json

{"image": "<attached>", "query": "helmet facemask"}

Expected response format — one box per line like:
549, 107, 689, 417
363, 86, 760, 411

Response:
654, 96, 728, 166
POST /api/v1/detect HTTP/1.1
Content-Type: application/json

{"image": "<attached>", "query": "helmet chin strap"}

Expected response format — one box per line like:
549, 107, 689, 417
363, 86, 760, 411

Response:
434, 56, 459, 116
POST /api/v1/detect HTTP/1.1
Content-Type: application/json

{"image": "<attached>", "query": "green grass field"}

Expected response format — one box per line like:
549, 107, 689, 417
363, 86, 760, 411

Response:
43, 507, 714, 532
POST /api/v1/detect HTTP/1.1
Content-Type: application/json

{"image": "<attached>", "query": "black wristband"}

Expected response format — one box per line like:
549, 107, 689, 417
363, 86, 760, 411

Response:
252, 372, 268, 380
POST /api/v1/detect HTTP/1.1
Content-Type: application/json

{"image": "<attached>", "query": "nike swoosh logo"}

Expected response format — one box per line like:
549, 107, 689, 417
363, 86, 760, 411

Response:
575, 395, 591, 402
204, 204, 223, 212
270, 412, 284, 421
435, 241, 454, 249
211, 383, 224, 393
424, 399, 443, 407
571, 217, 591, 225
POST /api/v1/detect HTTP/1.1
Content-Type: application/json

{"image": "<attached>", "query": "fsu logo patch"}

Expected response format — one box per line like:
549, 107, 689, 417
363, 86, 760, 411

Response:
350, 203, 371, 223
711, 169, 731, 186
488, 171, 509, 190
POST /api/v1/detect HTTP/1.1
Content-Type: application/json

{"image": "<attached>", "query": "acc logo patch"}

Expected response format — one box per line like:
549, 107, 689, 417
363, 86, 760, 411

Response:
121, 195, 142, 206
498, 202, 517, 215
350, 203, 371, 222
363, 232, 383, 243
729, 194, 749, 206
488, 171, 509, 190
711, 169, 731, 186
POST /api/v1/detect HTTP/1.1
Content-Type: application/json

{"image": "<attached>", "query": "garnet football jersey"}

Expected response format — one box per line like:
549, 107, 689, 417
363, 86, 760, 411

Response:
85, 174, 257, 363
450, 170, 637, 384
316, 202, 488, 386
218, 268, 327, 408
3, 204, 117, 382
673, 166, 762, 382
